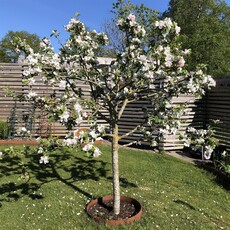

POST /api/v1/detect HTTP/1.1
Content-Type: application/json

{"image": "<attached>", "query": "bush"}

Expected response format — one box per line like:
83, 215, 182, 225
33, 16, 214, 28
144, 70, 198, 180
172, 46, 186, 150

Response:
213, 146, 230, 175
0, 120, 9, 139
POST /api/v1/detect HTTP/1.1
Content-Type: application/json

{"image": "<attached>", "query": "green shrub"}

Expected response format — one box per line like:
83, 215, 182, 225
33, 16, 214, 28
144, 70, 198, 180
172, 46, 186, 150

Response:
0, 120, 9, 139
213, 146, 230, 175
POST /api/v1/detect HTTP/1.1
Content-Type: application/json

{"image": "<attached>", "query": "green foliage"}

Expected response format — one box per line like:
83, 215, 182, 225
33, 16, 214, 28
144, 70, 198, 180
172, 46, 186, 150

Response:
0, 120, 8, 139
0, 30, 40, 63
213, 147, 230, 174
219, 152, 230, 174
0, 49, 10, 62
101, 0, 159, 56
163, 0, 230, 77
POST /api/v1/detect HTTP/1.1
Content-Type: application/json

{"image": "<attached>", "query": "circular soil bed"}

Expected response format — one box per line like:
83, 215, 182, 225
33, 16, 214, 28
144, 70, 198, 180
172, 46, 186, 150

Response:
86, 195, 142, 226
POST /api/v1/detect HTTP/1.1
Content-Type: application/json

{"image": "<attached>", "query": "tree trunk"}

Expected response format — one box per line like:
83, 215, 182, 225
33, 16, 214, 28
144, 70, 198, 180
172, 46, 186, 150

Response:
112, 123, 120, 215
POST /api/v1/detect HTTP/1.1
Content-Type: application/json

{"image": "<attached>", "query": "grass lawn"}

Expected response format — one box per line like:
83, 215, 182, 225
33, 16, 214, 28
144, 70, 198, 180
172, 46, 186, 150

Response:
0, 143, 229, 230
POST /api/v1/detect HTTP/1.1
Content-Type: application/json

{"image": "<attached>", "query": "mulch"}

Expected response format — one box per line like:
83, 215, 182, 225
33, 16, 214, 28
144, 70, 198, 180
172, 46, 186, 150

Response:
87, 199, 137, 223
0, 139, 38, 145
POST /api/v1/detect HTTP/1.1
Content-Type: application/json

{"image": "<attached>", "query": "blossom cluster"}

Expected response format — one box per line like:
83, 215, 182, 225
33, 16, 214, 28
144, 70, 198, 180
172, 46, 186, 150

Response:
62, 125, 105, 158
180, 126, 218, 160
117, 13, 146, 37
17, 127, 31, 137
155, 18, 181, 36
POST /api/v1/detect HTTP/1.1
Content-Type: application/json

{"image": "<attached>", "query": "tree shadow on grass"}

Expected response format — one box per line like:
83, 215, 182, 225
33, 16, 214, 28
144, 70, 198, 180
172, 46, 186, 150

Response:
106, 176, 138, 188
174, 199, 196, 210
0, 155, 24, 178
0, 147, 110, 205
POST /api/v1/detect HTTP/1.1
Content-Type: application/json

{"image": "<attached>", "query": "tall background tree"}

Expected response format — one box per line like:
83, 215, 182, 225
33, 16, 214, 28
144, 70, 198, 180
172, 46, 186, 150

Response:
101, 0, 159, 56
0, 31, 40, 63
163, 0, 230, 77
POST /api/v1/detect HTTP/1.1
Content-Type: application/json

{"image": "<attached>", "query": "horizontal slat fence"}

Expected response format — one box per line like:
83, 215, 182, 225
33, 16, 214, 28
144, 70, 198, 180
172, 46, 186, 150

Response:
206, 78, 230, 148
2, 62, 227, 151
0, 63, 25, 137
0, 63, 92, 137
118, 94, 205, 150
159, 96, 205, 150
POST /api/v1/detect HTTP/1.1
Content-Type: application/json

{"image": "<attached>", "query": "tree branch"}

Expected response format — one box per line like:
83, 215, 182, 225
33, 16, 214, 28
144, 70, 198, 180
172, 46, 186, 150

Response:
119, 125, 140, 140
118, 98, 128, 119
122, 140, 139, 147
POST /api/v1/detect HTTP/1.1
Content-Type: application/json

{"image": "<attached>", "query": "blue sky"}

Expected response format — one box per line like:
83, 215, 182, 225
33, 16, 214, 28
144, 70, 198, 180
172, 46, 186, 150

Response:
0, 0, 170, 51
0, 0, 230, 52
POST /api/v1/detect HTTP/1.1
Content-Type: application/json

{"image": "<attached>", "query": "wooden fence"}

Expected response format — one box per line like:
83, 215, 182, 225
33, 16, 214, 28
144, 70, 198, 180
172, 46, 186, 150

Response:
0, 63, 90, 137
206, 78, 230, 148
1, 62, 229, 150
117, 95, 204, 150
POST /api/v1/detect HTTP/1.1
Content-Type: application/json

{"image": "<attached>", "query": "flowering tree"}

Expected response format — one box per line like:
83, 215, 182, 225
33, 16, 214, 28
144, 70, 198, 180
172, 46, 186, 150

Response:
13, 13, 215, 215
180, 125, 218, 160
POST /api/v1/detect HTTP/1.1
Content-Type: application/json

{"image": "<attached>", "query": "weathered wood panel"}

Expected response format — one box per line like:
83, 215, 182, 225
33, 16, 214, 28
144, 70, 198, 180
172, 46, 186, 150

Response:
0, 63, 92, 137
117, 93, 205, 150
206, 78, 230, 148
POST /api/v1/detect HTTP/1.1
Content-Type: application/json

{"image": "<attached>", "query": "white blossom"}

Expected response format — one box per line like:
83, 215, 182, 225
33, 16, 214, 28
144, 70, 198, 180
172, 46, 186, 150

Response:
60, 111, 70, 123
187, 78, 198, 93
117, 18, 125, 27
39, 156, 49, 164
77, 131, 85, 139
97, 124, 105, 133
17, 127, 30, 135
93, 147, 101, 157
65, 18, 79, 31
197, 138, 205, 144
27, 55, 38, 65
221, 151, 227, 157
27, 91, 37, 99
159, 128, 169, 135
204, 146, 213, 160
83, 143, 93, 152
89, 130, 98, 139
73, 102, 82, 113
183, 139, 191, 147
127, 14, 136, 22
21, 127, 27, 132
64, 138, 77, 146
170, 127, 178, 135
40, 38, 51, 48
164, 47, 174, 67
59, 80, 66, 89
37, 147, 44, 154
203, 75, 216, 88
127, 14, 136, 26
200, 130, 207, 136
175, 25, 181, 34
75, 116, 83, 125
28, 77, 36, 85
182, 49, 190, 55
177, 57, 185, 68
82, 111, 88, 118
155, 18, 173, 29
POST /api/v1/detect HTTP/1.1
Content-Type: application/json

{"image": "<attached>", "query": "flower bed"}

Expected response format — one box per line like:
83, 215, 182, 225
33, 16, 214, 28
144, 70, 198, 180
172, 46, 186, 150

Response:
0, 139, 38, 145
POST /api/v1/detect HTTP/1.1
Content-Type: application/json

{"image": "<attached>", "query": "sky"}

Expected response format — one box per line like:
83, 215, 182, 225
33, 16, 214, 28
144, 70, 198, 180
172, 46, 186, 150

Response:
0, 0, 230, 52
0, 0, 170, 51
